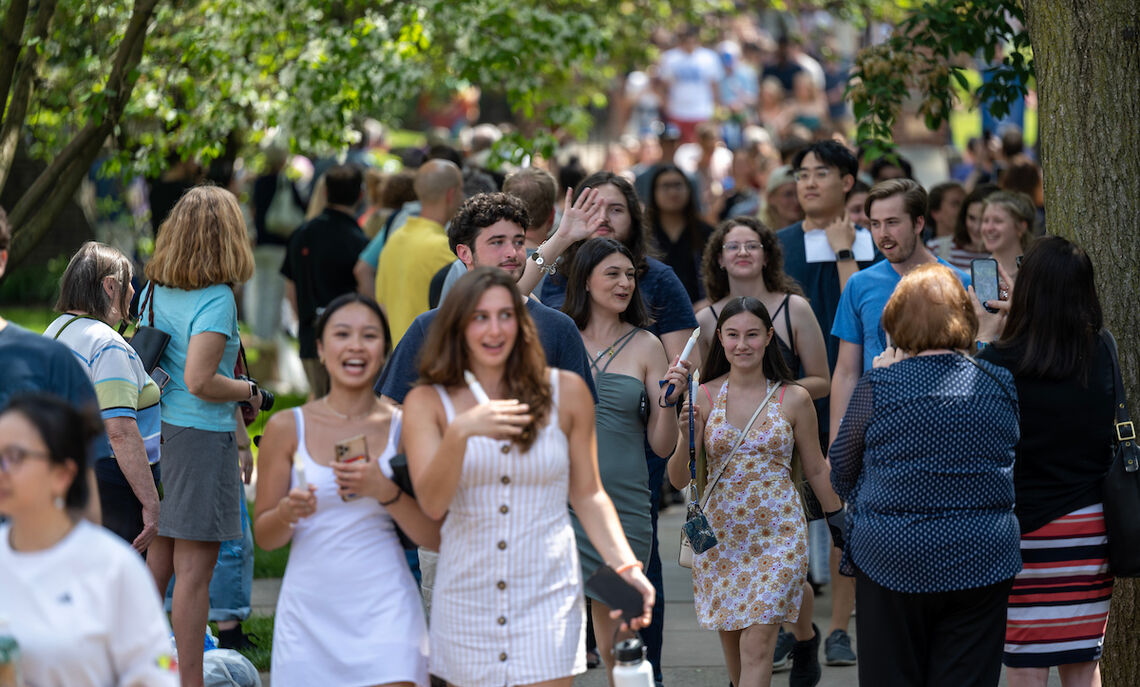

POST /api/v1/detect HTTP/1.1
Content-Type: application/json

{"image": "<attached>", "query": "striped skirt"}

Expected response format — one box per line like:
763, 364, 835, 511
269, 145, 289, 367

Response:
1003, 504, 1114, 668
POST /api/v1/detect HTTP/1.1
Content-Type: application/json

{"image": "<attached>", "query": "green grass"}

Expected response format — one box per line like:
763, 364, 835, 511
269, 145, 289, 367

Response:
236, 614, 274, 671
253, 538, 290, 579
3, 305, 57, 333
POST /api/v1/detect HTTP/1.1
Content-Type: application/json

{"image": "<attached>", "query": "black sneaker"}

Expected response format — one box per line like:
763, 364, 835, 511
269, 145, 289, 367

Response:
216, 626, 259, 651
789, 623, 822, 687
772, 626, 794, 673
824, 628, 857, 666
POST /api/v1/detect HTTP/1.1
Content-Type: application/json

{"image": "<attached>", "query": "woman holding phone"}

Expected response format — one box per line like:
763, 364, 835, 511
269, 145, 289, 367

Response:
560, 237, 687, 678
404, 267, 654, 687
667, 297, 842, 687
255, 294, 438, 687
976, 237, 1115, 687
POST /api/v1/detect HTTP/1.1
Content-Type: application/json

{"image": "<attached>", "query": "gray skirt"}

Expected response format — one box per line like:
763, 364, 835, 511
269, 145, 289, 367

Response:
157, 422, 243, 541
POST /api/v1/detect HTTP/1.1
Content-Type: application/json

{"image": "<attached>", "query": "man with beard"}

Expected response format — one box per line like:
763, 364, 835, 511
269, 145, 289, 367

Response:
375, 192, 595, 405
830, 178, 970, 435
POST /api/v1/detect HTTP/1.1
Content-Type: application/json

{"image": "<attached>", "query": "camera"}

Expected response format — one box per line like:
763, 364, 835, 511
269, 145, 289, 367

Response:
236, 374, 275, 412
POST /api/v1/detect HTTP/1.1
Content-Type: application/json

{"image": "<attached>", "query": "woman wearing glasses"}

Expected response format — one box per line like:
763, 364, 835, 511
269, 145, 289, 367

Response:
0, 393, 177, 686
696, 217, 829, 400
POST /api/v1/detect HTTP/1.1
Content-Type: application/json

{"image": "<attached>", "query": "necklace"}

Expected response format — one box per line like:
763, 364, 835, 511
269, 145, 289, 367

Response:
321, 397, 374, 421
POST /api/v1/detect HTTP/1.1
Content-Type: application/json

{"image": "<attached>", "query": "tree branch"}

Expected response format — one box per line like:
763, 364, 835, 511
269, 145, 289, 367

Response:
0, 0, 56, 192
0, 0, 29, 111
7, 0, 160, 262
9, 120, 108, 265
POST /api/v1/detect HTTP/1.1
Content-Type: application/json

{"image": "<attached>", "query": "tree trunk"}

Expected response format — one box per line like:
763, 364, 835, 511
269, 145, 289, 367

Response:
0, 0, 58, 192
7, 0, 160, 266
0, 0, 29, 107
1022, 1, 1140, 685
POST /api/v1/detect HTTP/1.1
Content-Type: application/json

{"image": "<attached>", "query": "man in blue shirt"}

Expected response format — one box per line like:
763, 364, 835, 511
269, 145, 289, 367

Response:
831, 178, 971, 437
375, 192, 595, 404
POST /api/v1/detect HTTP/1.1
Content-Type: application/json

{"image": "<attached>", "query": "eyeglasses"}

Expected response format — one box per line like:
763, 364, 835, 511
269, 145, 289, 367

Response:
0, 445, 49, 472
723, 241, 763, 254
793, 168, 833, 183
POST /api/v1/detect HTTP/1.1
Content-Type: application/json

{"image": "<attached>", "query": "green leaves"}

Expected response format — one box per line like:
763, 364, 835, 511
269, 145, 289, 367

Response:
849, 0, 1034, 153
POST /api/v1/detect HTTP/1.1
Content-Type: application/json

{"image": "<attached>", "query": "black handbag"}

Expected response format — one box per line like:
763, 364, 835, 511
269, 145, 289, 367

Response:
1100, 330, 1140, 577
126, 285, 170, 374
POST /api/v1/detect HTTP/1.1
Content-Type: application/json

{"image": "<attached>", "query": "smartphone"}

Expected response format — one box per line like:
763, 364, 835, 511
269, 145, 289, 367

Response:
971, 258, 1000, 314
150, 366, 171, 390
584, 565, 644, 623
334, 434, 369, 501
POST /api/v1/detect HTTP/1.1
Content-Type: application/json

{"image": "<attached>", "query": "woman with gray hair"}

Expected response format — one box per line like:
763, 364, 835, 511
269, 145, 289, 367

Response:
44, 241, 161, 554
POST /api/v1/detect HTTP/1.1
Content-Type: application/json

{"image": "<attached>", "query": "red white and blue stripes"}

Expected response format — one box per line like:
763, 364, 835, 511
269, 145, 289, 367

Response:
1003, 504, 1113, 668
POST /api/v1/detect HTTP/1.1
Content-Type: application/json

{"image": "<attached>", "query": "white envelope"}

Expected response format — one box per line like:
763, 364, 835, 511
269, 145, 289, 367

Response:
804, 228, 876, 263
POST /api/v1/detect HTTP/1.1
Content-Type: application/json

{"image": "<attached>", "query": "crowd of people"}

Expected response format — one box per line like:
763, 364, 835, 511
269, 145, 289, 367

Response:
0, 16, 1116, 687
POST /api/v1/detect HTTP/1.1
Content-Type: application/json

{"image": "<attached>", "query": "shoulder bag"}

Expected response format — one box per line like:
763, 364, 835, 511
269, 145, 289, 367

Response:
680, 381, 782, 568
125, 285, 171, 376
1100, 330, 1140, 577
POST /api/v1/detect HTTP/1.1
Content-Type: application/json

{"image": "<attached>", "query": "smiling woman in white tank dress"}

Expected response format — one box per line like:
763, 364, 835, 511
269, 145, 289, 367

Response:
254, 294, 441, 687
403, 267, 656, 687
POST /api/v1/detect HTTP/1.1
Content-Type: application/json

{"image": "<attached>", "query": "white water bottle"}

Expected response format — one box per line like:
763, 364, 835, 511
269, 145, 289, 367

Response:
611, 637, 654, 687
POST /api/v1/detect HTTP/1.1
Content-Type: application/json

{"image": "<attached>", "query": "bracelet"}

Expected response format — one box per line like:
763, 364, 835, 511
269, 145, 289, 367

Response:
531, 241, 558, 276
379, 489, 402, 507
658, 394, 679, 408
614, 561, 642, 575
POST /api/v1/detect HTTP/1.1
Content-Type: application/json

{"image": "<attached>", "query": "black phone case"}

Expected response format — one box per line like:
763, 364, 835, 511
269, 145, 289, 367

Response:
584, 565, 643, 622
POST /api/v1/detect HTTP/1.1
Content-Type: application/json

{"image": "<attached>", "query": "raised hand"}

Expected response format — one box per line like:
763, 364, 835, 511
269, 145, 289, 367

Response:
557, 187, 606, 243
824, 211, 856, 252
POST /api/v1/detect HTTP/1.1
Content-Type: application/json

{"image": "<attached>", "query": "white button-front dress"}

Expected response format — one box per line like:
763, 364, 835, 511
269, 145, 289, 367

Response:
430, 370, 586, 686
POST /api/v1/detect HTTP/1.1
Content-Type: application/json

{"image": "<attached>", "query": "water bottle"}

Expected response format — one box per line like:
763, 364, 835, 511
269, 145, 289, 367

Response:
0, 616, 23, 687
611, 637, 654, 687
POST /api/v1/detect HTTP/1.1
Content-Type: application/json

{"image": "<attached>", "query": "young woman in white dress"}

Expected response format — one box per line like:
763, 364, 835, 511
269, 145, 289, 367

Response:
255, 293, 439, 687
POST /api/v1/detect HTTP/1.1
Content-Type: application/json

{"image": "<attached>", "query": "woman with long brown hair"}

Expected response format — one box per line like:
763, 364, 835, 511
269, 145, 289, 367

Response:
404, 267, 653, 687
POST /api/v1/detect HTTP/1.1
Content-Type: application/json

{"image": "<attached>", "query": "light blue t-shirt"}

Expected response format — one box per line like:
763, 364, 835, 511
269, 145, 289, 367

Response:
831, 257, 970, 372
142, 283, 240, 432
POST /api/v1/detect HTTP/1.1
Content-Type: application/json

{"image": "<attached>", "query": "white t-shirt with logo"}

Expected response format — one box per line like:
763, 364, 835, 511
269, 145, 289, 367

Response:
0, 521, 179, 685
658, 47, 724, 121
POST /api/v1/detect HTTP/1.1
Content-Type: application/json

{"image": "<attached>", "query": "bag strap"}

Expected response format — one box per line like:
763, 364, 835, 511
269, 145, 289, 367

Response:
700, 381, 782, 508
1102, 330, 1138, 472
958, 352, 1016, 407
52, 314, 96, 340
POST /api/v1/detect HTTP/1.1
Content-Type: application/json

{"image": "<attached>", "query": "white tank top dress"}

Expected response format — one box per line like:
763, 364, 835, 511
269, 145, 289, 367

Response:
270, 407, 429, 687
430, 369, 586, 686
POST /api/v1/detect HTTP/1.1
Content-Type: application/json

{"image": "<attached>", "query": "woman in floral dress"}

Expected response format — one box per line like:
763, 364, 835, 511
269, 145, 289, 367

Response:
668, 296, 842, 687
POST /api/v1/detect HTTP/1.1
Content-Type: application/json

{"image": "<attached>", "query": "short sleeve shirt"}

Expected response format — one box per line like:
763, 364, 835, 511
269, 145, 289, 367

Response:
376, 215, 456, 346
142, 283, 240, 432
43, 316, 161, 466
0, 322, 110, 464
831, 258, 971, 372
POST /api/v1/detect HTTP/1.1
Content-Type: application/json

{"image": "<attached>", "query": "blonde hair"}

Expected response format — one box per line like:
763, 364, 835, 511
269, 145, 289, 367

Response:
145, 186, 254, 289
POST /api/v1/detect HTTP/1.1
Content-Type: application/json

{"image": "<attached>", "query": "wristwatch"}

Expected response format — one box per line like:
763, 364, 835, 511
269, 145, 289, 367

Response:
836, 249, 855, 261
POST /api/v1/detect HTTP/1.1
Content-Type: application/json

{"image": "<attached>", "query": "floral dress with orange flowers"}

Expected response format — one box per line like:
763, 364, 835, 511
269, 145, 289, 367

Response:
692, 380, 807, 631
